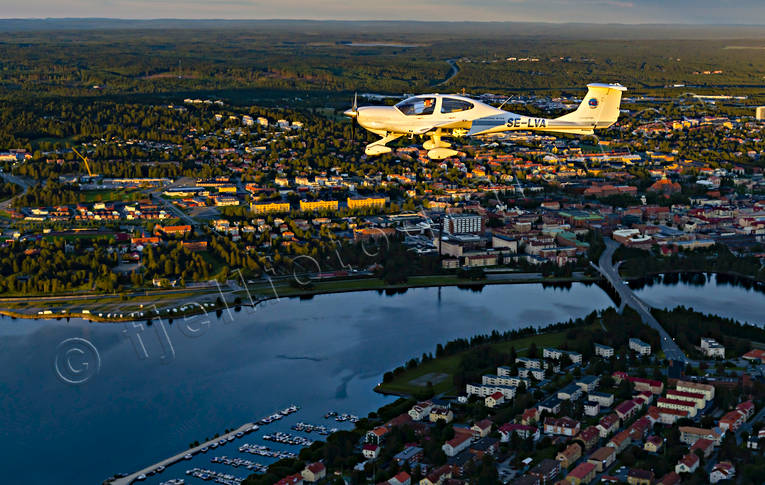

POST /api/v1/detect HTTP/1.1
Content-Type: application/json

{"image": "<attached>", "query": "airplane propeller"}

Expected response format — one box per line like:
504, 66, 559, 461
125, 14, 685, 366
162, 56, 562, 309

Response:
343, 93, 359, 142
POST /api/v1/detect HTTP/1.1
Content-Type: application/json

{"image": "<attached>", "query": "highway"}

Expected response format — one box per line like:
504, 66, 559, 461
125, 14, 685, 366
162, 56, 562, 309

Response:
593, 238, 692, 364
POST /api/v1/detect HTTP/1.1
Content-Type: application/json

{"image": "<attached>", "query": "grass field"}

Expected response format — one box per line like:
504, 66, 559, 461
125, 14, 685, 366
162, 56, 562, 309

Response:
376, 323, 598, 397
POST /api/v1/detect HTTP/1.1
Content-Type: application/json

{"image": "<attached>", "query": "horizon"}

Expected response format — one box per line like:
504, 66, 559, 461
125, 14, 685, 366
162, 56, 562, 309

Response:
2, 18, 765, 26
2, 0, 765, 25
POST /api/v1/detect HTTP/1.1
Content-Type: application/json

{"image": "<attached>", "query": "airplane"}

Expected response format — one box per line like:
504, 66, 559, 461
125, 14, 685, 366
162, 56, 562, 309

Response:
343, 83, 627, 159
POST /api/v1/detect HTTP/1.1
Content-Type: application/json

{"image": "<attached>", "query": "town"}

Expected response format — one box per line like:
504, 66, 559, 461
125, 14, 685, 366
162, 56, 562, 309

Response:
0, 91, 763, 318
250, 306, 765, 485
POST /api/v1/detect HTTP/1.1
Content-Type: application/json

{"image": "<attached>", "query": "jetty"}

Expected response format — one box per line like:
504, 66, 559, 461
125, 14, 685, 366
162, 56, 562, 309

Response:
109, 422, 256, 485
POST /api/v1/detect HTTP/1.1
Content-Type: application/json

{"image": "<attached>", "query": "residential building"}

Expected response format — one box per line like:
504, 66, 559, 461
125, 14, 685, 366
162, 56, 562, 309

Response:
538, 396, 562, 415
690, 438, 714, 458
299, 199, 338, 212
393, 446, 423, 466
587, 446, 616, 472
408, 401, 433, 421
363, 444, 380, 459
301, 462, 326, 483
628, 338, 652, 355
597, 414, 620, 438
584, 400, 600, 417
565, 462, 596, 485
675, 453, 700, 474
658, 397, 698, 418
700, 337, 725, 358
471, 419, 492, 439
575, 426, 600, 452
558, 383, 583, 401
679, 426, 723, 446
627, 469, 654, 485
499, 423, 540, 442
444, 213, 483, 234
383, 472, 412, 485
543, 347, 583, 364
429, 407, 454, 423
556, 442, 582, 470
588, 391, 614, 408
615, 400, 639, 421
442, 431, 472, 457
522, 407, 541, 425
366, 427, 389, 444
665, 389, 707, 409
419, 465, 451, 485
251, 201, 291, 214
710, 461, 735, 484
674, 379, 715, 400
607, 430, 632, 454
347, 196, 386, 209
275, 473, 304, 485
644, 435, 664, 453
528, 459, 561, 485
575, 375, 600, 392
543, 417, 581, 437
594, 343, 614, 358
465, 383, 516, 400
485, 391, 504, 408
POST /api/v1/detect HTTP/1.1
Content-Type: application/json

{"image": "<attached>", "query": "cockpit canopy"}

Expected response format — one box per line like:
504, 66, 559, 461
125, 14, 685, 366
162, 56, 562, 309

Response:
395, 96, 475, 116
395, 97, 436, 116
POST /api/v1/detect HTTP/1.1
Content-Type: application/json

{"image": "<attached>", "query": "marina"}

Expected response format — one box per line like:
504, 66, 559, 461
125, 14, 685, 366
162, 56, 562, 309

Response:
211, 456, 268, 473
238, 443, 298, 460
291, 422, 338, 435
186, 467, 244, 485
109, 406, 299, 484
262, 431, 314, 446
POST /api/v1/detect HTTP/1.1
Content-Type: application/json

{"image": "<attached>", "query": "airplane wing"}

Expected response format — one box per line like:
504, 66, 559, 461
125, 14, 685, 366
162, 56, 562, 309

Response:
413, 120, 468, 135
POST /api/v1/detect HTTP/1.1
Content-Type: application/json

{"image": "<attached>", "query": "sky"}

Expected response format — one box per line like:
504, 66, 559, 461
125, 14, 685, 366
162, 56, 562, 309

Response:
2, 0, 764, 25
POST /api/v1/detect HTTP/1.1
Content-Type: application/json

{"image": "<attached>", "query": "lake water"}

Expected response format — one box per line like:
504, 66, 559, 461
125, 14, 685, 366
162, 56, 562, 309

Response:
0, 277, 762, 484
633, 273, 765, 327
0, 283, 612, 485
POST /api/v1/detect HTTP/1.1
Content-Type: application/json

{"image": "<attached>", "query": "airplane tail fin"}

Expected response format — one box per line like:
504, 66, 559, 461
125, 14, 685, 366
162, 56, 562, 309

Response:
556, 83, 627, 129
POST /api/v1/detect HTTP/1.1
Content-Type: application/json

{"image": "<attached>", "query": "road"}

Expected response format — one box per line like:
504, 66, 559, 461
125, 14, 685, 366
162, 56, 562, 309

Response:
0, 172, 32, 212
438, 59, 460, 86
592, 238, 691, 364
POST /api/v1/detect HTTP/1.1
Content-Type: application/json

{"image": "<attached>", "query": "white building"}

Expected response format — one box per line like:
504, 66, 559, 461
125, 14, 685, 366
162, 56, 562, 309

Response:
444, 213, 482, 234
594, 343, 614, 358
701, 338, 725, 358
543, 347, 583, 364
629, 338, 652, 356
584, 401, 600, 416
242, 115, 254, 126
466, 383, 516, 400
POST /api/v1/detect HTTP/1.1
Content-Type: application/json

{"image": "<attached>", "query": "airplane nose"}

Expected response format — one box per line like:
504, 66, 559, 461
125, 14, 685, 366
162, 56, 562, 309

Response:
343, 108, 358, 118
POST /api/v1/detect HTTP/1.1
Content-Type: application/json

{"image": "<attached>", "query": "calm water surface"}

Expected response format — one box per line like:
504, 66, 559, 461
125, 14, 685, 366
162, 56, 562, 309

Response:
0, 283, 611, 485
0, 277, 760, 484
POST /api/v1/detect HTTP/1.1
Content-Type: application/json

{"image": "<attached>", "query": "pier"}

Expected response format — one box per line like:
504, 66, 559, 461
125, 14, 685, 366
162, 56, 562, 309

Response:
109, 422, 256, 485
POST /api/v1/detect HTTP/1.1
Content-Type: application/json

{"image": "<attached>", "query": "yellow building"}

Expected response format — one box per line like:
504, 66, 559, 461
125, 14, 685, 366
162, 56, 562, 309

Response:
347, 196, 386, 209
251, 202, 291, 214
300, 200, 338, 212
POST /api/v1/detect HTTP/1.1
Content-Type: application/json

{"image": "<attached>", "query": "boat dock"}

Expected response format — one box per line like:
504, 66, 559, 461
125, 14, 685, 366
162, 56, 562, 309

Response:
109, 422, 256, 485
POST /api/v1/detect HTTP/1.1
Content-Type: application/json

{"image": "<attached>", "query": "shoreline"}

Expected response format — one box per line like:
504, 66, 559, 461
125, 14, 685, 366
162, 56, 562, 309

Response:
0, 271, 600, 323
1, 268, 762, 324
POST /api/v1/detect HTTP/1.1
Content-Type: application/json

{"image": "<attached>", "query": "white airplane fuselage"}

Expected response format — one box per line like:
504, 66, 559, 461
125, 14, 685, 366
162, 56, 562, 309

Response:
344, 84, 627, 159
